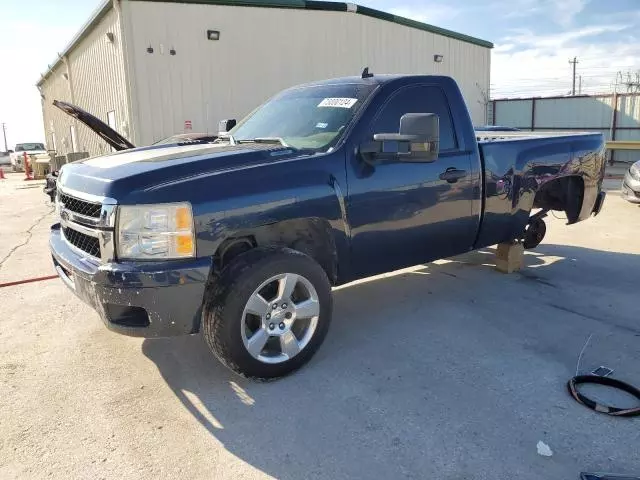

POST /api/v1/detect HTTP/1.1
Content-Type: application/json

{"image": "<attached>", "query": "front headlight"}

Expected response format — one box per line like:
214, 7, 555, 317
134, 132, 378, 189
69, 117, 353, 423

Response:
630, 163, 640, 181
117, 202, 195, 260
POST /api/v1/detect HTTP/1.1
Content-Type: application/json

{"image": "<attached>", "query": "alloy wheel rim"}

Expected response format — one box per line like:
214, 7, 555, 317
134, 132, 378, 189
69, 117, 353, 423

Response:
241, 273, 320, 364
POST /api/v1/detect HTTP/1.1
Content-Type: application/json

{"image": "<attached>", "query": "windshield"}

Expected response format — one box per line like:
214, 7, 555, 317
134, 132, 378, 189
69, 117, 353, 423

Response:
230, 83, 376, 151
15, 143, 45, 151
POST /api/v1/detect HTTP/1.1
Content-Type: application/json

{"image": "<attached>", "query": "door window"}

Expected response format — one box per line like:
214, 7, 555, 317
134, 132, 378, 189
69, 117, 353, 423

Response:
370, 85, 457, 151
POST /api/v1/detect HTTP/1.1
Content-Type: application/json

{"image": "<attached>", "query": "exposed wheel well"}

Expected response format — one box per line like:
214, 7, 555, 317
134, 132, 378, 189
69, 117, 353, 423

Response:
532, 176, 584, 224
214, 218, 338, 284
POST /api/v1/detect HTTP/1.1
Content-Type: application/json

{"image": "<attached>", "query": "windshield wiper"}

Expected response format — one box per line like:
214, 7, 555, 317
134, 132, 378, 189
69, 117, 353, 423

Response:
238, 137, 291, 147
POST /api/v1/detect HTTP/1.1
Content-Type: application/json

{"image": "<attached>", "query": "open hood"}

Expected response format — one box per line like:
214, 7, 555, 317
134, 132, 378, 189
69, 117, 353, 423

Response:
53, 100, 135, 151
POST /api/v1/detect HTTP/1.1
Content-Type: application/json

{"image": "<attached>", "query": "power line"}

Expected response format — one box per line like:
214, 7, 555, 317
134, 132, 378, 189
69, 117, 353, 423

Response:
616, 71, 640, 93
491, 73, 622, 84
491, 66, 639, 98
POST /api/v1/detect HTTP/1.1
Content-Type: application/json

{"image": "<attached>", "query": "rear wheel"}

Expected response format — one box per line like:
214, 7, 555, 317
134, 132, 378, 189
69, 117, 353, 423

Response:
202, 247, 333, 379
523, 218, 547, 249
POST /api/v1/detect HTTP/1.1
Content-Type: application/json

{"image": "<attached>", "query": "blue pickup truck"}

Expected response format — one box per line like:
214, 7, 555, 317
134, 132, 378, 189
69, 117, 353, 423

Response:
50, 72, 606, 379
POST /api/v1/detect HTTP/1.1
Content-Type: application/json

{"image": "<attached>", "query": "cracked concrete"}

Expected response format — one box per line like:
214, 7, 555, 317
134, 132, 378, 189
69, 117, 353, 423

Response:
0, 205, 54, 270
0, 174, 55, 283
0, 174, 638, 480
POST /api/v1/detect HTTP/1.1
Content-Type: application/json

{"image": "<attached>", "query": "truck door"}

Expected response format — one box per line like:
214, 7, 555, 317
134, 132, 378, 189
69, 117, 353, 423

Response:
346, 84, 479, 277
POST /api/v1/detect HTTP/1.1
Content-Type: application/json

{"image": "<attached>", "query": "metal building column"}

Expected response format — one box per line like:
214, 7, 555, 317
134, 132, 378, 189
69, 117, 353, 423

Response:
531, 98, 536, 131
609, 93, 619, 165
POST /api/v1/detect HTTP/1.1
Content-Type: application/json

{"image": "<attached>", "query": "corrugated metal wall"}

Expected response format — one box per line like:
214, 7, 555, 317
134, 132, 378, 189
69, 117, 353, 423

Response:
122, 2, 490, 145
490, 94, 640, 163
67, 8, 130, 156
40, 66, 75, 154
39, 7, 130, 157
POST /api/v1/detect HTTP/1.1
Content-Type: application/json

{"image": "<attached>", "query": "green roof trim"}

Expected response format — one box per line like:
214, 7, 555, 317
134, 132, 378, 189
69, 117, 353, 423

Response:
133, 0, 493, 48
356, 6, 493, 48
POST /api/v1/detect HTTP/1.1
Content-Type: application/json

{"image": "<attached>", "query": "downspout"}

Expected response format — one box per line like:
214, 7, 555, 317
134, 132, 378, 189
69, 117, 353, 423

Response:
114, 0, 139, 146
62, 56, 76, 105
62, 55, 76, 154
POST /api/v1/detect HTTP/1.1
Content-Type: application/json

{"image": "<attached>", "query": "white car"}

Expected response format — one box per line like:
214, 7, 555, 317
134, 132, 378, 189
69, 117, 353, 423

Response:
10, 143, 47, 171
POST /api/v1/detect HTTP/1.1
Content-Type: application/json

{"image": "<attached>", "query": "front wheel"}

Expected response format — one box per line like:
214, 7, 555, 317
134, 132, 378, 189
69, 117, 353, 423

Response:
202, 247, 333, 379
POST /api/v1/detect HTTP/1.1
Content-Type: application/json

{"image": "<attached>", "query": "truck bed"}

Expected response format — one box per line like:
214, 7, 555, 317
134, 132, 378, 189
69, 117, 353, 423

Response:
474, 131, 606, 249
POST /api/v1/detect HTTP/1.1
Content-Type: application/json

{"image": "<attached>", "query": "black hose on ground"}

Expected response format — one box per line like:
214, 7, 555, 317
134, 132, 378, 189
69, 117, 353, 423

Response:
568, 375, 640, 417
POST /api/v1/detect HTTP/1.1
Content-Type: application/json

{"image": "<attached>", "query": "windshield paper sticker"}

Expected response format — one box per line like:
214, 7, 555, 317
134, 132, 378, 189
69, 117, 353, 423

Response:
318, 98, 358, 109
315, 122, 329, 129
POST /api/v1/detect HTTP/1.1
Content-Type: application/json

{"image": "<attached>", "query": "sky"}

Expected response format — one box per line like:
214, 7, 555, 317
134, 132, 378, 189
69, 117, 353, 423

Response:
1, 0, 640, 147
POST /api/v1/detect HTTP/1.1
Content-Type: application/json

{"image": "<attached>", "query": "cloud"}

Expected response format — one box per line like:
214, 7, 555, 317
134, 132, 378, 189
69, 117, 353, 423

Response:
491, 36, 640, 97
553, 0, 589, 27
385, 0, 590, 35
502, 23, 631, 50
489, 0, 588, 27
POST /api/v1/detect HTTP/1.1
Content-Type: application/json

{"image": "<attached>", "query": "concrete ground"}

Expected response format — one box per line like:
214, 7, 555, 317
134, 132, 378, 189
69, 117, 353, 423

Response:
0, 171, 638, 480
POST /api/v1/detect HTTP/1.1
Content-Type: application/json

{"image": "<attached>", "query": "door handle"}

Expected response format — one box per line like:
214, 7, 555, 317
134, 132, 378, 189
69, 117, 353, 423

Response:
439, 167, 467, 183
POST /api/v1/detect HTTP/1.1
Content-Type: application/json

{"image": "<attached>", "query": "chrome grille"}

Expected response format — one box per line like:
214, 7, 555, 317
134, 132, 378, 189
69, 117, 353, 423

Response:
59, 193, 102, 218
56, 187, 117, 263
62, 227, 101, 258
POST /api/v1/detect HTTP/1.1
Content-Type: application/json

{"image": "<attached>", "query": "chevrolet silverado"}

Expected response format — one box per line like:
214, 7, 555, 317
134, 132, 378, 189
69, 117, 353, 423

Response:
50, 73, 607, 379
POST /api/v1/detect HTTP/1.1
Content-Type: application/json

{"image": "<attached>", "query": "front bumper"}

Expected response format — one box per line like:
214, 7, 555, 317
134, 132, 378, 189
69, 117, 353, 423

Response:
621, 171, 640, 204
50, 223, 212, 337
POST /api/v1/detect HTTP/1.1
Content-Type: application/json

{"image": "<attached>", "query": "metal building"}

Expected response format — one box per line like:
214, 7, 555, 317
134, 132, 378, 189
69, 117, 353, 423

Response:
489, 93, 640, 163
37, 0, 492, 157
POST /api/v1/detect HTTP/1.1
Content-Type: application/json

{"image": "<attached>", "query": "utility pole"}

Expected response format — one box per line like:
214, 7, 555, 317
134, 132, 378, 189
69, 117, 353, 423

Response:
475, 82, 490, 125
569, 57, 579, 95
1, 123, 7, 152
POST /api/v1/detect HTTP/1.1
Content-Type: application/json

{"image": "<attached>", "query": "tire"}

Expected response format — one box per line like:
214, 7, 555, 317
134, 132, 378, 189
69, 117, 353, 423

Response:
523, 218, 547, 249
202, 247, 333, 380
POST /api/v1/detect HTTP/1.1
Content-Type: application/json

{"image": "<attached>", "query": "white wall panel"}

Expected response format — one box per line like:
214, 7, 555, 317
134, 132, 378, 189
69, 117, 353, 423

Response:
126, 2, 491, 145
617, 95, 640, 128
494, 100, 532, 128
67, 8, 129, 156
491, 93, 640, 163
40, 66, 74, 153
535, 96, 614, 129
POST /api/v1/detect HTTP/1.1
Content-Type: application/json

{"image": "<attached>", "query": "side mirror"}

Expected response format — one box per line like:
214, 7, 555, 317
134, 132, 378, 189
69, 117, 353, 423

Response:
218, 118, 237, 134
363, 113, 439, 163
